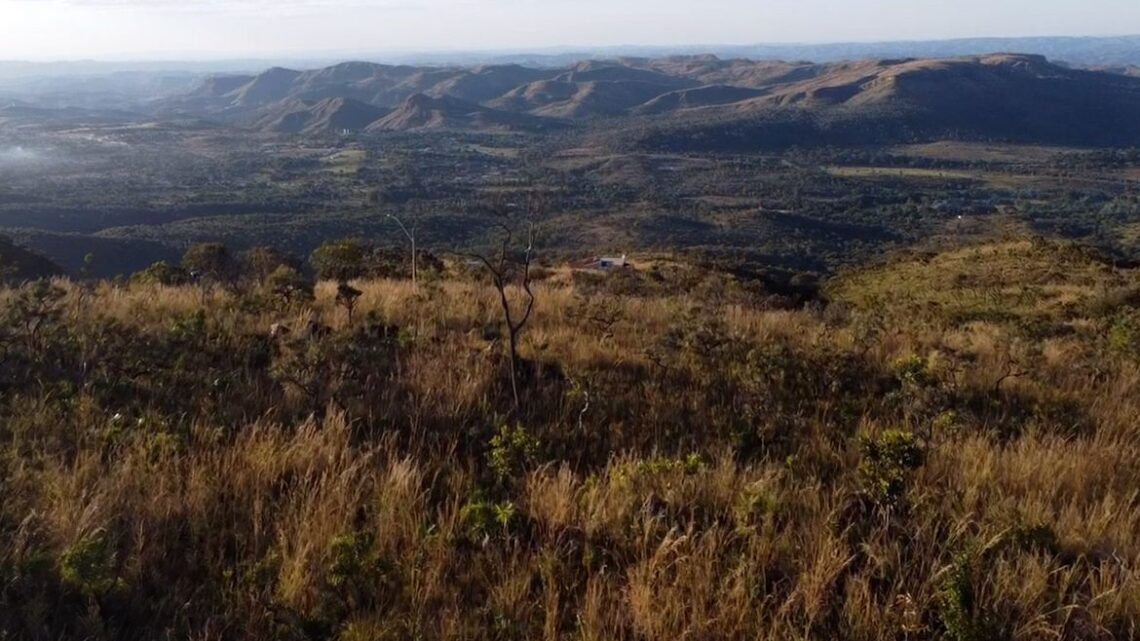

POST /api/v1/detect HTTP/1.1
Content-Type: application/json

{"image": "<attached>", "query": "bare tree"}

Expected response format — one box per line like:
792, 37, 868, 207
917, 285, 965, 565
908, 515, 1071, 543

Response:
387, 212, 418, 293
992, 355, 1030, 394
466, 222, 537, 412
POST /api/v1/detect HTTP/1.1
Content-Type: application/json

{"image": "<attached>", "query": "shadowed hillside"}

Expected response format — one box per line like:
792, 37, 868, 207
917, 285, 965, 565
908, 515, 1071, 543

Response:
255, 97, 390, 134
633, 54, 1140, 150
0, 234, 63, 280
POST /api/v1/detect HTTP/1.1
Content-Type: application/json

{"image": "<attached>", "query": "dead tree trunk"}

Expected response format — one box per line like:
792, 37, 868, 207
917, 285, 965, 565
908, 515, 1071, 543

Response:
388, 213, 418, 293
467, 223, 536, 413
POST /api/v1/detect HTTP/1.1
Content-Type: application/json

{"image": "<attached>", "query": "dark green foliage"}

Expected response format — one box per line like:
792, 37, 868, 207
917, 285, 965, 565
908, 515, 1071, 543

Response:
265, 264, 315, 305
132, 261, 190, 286
182, 242, 242, 285
460, 498, 521, 540
242, 246, 301, 285
312, 239, 371, 282
59, 531, 122, 597
1108, 313, 1140, 355
937, 546, 1012, 641
487, 423, 540, 484
311, 238, 445, 283
858, 430, 925, 506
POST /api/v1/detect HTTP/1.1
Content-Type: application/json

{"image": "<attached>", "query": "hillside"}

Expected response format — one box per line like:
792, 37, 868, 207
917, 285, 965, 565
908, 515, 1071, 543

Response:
231, 66, 302, 106
1, 236, 1139, 639
633, 54, 1140, 150
0, 234, 63, 280
633, 84, 768, 115
423, 64, 555, 103
255, 97, 389, 134
367, 93, 562, 132
490, 78, 667, 117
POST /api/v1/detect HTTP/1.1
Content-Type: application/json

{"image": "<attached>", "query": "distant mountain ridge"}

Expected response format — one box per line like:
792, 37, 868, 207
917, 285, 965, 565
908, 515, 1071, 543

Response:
158, 52, 1140, 146
5, 35, 1140, 81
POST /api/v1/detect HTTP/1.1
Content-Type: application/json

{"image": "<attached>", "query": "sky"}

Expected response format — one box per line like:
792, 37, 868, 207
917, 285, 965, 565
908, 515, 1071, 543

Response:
1, 0, 1139, 60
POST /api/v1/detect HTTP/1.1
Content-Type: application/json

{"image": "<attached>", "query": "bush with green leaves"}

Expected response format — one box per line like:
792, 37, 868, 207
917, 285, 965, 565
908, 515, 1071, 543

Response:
487, 423, 540, 484
891, 353, 930, 386
59, 531, 123, 597
131, 261, 190, 286
1108, 313, 1139, 356
858, 429, 925, 506
937, 546, 1010, 641
459, 499, 520, 540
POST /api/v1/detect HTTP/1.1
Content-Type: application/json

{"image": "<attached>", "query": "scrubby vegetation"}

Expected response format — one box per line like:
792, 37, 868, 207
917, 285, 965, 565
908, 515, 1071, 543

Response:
1, 235, 1139, 640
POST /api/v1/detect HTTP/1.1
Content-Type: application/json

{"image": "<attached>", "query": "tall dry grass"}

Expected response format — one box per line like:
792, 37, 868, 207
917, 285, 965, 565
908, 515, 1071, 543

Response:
1, 239, 1139, 639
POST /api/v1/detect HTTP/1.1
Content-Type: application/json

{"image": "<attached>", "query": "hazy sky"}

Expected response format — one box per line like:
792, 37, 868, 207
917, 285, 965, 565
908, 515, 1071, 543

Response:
2, 0, 1139, 60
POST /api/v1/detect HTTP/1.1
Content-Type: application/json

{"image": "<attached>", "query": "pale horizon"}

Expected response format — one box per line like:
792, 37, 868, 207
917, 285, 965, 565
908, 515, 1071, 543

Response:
3, 0, 1140, 61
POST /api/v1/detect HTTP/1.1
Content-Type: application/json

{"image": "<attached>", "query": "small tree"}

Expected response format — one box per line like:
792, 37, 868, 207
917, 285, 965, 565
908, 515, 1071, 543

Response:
265, 265, 314, 306
242, 246, 297, 286
336, 281, 363, 322
182, 243, 240, 288
311, 239, 370, 282
465, 223, 537, 412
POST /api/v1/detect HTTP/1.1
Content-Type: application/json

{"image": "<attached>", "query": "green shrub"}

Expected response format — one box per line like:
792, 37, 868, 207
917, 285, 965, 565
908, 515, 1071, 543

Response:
1108, 314, 1139, 355
891, 353, 929, 386
937, 547, 1008, 641
459, 499, 520, 540
132, 261, 190, 286
59, 531, 122, 596
858, 429, 925, 506
327, 531, 376, 589
939, 550, 980, 641
487, 423, 540, 483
